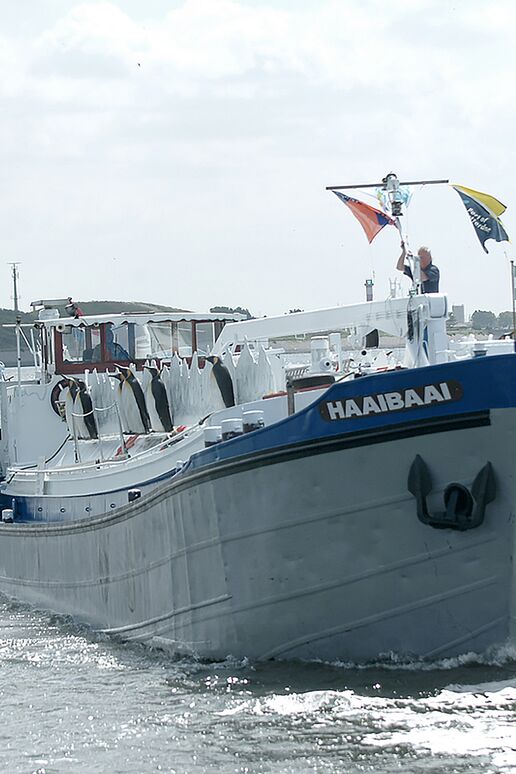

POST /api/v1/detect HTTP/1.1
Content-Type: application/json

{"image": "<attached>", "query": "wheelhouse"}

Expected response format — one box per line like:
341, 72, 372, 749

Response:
43, 312, 243, 375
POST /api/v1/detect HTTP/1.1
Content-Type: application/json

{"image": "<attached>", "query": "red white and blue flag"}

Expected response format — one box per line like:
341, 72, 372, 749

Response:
332, 191, 399, 243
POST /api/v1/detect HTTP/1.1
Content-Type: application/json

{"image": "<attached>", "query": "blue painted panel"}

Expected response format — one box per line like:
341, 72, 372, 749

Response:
5, 466, 178, 523
188, 354, 516, 472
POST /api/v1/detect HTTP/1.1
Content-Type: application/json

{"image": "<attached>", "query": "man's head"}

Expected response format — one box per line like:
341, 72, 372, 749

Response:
417, 246, 432, 269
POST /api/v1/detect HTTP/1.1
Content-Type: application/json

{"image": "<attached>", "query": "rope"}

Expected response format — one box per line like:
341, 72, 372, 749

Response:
70, 400, 118, 419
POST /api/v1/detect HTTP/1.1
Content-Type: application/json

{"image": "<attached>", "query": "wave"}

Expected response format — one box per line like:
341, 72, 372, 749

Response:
319, 641, 516, 671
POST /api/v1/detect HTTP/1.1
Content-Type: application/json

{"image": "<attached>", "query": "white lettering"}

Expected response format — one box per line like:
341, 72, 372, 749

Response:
323, 381, 457, 421
362, 396, 381, 415
327, 401, 345, 420
345, 399, 363, 417
385, 392, 404, 410
424, 384, 445, 403
440, 382, 452, 400
376, 394, 388, 411
404, 388, 424, 408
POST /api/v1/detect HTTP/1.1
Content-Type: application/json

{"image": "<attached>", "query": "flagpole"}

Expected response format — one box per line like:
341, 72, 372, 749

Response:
511, 259, 516, 345
326, 178, 449, 191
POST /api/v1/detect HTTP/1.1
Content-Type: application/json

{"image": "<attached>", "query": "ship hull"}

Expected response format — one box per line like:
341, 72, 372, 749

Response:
0, 401, 514, 662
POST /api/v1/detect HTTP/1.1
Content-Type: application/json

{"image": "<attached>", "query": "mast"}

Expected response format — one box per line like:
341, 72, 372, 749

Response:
327, 173, 449, 294
9, 262, 22, 386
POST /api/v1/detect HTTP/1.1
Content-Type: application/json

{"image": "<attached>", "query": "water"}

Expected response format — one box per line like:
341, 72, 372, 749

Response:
0, 599, 514, 773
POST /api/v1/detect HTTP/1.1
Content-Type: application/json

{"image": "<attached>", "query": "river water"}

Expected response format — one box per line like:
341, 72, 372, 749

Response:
0, 371, 514, 773
0, 598, 514, 773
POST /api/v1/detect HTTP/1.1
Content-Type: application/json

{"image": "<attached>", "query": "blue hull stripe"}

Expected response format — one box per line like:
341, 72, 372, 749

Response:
154, 410, 491, 493
187, 354, 516, 474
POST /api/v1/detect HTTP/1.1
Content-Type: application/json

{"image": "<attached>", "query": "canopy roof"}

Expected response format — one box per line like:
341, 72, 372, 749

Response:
37, 311, 246, 328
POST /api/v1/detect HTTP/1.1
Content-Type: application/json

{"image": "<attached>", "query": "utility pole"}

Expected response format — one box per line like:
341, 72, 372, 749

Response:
8, 262, 21, 386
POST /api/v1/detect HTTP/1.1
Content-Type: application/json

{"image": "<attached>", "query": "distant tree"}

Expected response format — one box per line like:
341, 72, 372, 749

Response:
471, 310, 497, 330
210, 305, 253, 319
497, 311, 513, 329
288, 308, 304, 314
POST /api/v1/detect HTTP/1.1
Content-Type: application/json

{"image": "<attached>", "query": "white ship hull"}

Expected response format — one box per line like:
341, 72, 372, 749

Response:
0, 402, 513, 662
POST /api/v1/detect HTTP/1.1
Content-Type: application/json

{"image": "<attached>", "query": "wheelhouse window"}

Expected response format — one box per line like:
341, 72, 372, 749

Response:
194, 322, 215, 355
61, 326, 86, 362
142, 323, 173, 360
105, 324, 131, 361
54, 316, 232, 373
177, 323, 192, 357
62, 325, 100, 363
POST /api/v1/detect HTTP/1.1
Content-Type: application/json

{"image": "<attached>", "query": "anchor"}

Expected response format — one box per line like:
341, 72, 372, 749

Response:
407, 454, 496, 531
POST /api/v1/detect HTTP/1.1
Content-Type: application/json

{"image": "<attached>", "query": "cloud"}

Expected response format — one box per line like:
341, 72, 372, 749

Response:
0, 0, 514, 315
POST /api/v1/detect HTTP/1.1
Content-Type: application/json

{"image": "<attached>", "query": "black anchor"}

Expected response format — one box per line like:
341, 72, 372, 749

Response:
408, 454, 496, 531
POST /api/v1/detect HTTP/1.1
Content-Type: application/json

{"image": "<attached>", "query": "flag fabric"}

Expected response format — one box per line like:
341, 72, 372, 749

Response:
453, 184, 506, 217
376, 185, 412, 212
452, 184, 509, 253
332, 190, 398, 243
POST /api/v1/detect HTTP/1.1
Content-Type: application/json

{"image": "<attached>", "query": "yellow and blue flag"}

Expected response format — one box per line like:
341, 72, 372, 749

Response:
452, 184, 509, 253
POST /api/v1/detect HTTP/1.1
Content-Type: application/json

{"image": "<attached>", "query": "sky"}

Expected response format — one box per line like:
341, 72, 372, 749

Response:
1, 0, 515, 317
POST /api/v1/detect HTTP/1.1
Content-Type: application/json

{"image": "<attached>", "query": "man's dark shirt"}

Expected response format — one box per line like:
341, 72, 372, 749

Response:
403, 262, 440, 293
88, 341, 130, 361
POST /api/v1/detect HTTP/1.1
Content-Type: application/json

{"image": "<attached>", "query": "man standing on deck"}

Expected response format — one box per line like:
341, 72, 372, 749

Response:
396, 242, 440, 293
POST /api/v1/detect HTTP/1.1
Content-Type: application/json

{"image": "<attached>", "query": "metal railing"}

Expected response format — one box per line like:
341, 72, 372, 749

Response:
8, 412, 203, 481
285, 364, 309, 381
70, 398, 126, 464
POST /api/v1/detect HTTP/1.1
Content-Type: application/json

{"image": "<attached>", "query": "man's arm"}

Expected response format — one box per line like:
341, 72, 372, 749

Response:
397, 241, 413, 280
396, 241, 407, 272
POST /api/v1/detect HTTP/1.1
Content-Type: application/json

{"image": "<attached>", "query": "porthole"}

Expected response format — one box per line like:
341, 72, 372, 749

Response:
85, 506, 91, 512
60, 507, 66, 513
110, 503, 116, 509
37, 507, 43, 512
